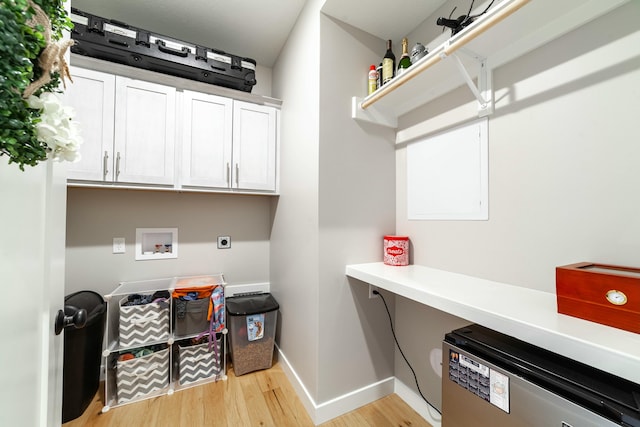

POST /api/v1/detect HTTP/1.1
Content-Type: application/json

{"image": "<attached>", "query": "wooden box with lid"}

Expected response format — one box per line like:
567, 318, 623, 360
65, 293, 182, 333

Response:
556, 262, 640, 334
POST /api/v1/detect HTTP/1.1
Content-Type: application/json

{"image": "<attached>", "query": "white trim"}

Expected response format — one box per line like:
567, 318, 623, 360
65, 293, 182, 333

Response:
276, 346, 396, 425
394, 378, 442, 427
315, 376, 395, 424
224, 282, 270, 297
71, 54, 282, 108
275, 346, 318, 421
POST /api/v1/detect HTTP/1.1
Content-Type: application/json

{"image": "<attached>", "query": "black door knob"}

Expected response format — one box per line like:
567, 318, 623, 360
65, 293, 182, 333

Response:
54, 306, 88, 335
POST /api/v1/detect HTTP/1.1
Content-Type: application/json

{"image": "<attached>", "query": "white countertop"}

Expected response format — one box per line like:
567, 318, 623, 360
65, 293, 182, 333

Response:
346, 262, 640, 385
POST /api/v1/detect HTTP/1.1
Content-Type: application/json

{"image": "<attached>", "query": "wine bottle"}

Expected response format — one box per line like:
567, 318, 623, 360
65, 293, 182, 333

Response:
397, 38, 412, 76
382, 40, 395, 85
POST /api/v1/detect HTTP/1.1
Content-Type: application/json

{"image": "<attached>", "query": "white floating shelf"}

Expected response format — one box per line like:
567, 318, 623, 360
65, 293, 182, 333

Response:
346, 262, 640, 385
352, 0, 629, 128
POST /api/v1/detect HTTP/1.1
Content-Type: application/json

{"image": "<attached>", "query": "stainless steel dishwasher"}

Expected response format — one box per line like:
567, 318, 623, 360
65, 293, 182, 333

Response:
442, 324, 640, 427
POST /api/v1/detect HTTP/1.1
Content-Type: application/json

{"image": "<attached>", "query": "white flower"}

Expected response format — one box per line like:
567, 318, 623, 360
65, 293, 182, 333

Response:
27, 92, 83, 163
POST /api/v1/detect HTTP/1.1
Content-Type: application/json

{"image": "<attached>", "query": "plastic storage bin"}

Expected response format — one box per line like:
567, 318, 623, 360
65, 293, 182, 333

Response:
226, 293, 279, 376
62, 291, 106, 423
102, 275, 227, 412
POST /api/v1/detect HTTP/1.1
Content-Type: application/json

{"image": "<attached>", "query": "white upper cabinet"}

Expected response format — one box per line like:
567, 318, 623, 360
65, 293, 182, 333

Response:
181, 94, 278, 192
232, 101, 278, 192
65, 68, 176, 185
114, 77, 176, 185
65, 61, 280, 194
181, 91, 233, 189
64, 67, 115, 181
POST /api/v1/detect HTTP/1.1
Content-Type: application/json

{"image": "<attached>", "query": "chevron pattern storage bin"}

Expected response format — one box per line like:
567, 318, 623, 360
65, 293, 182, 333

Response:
102, 275, 227, 412
116, 348, 170, 403
119, 296, 170, 347
178, 337, 223, 386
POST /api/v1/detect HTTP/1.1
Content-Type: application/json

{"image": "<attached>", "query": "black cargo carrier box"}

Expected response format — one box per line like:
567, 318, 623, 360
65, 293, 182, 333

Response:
69, 8, 257, 93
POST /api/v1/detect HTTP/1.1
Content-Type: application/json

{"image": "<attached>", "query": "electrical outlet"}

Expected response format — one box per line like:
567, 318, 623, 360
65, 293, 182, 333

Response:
217, 236, 231, 249
369, 284, 380, 299
113, 237, 125, 254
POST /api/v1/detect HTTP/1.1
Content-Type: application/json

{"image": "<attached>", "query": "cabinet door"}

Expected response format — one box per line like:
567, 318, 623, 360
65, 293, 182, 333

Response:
181, 91, 233, 188
232, 101, 277, 191
114, 77, 176, 185
64, 67, 115, 181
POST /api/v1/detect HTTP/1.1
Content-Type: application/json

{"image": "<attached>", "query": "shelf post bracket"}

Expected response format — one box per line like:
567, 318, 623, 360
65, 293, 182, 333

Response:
450, 53, 494, 117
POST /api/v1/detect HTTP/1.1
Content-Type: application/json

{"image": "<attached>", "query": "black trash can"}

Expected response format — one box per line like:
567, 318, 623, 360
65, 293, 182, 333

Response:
226, 293, 279, 376
62, 291, 106, 423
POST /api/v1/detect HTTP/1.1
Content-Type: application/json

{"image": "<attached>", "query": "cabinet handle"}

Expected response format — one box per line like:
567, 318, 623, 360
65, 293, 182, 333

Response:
103, 151, 109, 180
226, 162, 230, 185
235, 163, 239, 186
116, 152, 121, 181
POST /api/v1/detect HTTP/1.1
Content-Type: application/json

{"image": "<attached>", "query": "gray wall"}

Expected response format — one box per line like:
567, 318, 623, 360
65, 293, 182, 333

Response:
270, 0, 397, 410
65, 188, 271, 296
394, 1, 640, 409
317, 14, 397, 403
270, 0, 322, 400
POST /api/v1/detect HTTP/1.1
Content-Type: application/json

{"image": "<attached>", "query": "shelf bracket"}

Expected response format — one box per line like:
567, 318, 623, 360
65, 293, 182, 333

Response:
449, 51, 494, 117
351, 96, 398, 128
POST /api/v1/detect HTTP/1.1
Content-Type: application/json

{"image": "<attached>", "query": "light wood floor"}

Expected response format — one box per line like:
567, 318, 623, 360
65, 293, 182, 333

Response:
63, 361, 431, 427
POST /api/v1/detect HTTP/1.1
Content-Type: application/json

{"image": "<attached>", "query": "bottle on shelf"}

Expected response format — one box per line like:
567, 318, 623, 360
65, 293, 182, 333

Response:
376, 63, 383, 89
397, 38, 412, 76
381, 40, 395, 85
368, 65, 378, 95
410, 42, 428, 63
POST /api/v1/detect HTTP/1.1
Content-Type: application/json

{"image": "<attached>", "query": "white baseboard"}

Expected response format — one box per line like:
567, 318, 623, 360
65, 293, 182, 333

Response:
394, 378, 442, 427
276, 346, 395, 425
314, 376, 395, 425
274, 347, 317, 421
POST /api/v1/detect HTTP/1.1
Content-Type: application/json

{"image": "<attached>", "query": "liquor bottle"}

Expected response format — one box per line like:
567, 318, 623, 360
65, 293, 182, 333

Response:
368, 65, 378, 95
397, 38, 412, 76
376, 63, 383, 89
381, 40, 395, 85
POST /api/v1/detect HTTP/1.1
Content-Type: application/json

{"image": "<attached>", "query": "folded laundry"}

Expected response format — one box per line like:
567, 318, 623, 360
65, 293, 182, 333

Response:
122, 291, 170, 307
172, 288, 212, 300
180, 292, 199, 301
118, 344, 165, 361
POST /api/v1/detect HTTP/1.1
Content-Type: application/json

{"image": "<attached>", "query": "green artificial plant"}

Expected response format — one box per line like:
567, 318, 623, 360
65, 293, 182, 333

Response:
0, 0, 74, 170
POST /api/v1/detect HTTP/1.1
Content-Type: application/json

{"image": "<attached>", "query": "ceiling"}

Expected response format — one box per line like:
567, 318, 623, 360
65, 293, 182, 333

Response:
321, 0, 449, 44
70, 0, 450, 68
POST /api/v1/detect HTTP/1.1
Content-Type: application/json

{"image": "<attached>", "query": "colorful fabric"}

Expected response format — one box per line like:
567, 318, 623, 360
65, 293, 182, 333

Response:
209, 285, 225, 332
194, 285, 225, 355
